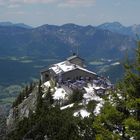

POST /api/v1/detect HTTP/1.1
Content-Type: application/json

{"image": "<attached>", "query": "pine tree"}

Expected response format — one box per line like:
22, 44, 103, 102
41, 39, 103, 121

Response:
36, 79, 43, 114
29, 82, 33, 93
122, 40, 140, 139
25, 85, 29, 97
69, 89, 83, 103
45, 87, 54, 106
93, 41, 140, 139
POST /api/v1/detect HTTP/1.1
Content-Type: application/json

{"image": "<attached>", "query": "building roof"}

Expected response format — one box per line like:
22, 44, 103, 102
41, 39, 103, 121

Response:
50, 61, 76, 74
77, 67, 97, 75
49, 60, 97, 76
41, 55, 96, 76
67, 55, 84, 61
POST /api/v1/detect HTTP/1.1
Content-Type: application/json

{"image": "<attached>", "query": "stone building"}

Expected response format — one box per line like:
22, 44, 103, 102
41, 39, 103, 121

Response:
66, 55, 84, 67
41, 55, 98, 83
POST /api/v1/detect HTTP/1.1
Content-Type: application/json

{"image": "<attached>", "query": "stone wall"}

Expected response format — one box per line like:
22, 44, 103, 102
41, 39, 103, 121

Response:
62, 68, 97, 82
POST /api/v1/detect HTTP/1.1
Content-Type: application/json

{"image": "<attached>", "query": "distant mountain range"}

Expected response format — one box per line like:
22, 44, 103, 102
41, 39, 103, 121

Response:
0, 21, 139, 106
0, 22, 32, 29
97, 22, 140, 39
0, 22, 138, 60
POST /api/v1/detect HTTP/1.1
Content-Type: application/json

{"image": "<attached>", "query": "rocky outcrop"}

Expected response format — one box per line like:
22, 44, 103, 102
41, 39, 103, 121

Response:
7, 86, 38, 132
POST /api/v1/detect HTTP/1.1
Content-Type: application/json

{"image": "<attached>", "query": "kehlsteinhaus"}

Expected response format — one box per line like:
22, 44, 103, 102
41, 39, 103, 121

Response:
41, 55, 98, 83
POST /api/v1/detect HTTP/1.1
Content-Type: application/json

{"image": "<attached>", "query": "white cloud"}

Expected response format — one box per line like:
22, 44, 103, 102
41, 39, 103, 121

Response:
16, 11, 25, 15
0, 0, 95, 7
0, 0, 59, 9
58, 0, 96, 7
8, 0, 58, 4
8, 4, 20, 8
113, 1, 121, 7
0, 0, 58, 6
22, 0, 58, 4
0, 0, 7, 6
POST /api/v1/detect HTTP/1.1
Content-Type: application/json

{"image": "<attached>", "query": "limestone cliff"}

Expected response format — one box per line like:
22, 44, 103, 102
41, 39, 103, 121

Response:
7, 86, 38, 132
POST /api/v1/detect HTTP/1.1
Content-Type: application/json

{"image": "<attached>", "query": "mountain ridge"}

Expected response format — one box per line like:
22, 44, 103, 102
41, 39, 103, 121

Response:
97, 21, 140, 39
0, 21, 32, 29
0, 23, 136, 60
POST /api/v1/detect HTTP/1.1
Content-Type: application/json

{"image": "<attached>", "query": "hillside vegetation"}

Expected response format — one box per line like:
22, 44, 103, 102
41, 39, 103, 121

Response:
5, 42, 140, 140
0, 24, 136, 59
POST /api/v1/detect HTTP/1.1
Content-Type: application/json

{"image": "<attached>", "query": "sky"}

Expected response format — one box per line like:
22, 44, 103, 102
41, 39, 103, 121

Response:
0, 0, 140, 27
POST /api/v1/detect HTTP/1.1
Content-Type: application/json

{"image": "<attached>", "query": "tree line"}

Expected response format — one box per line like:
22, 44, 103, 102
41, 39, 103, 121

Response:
6, 42, 140, 140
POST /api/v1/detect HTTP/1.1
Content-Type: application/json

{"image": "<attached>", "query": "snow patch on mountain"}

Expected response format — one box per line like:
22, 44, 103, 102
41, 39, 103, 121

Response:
53, 88, 68, 100
74, 109, 90, 118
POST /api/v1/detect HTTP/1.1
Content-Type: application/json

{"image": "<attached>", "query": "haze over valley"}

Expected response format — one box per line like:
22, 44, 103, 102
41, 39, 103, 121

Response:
0, 21, 138, 115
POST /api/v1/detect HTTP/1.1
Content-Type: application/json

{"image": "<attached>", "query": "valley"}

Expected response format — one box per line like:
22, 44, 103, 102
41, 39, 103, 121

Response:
0, 55, 124, 106
0, 21, 139, 139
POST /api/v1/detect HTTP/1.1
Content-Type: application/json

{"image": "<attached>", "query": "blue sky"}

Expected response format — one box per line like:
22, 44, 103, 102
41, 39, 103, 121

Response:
0, 0, 139, 27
